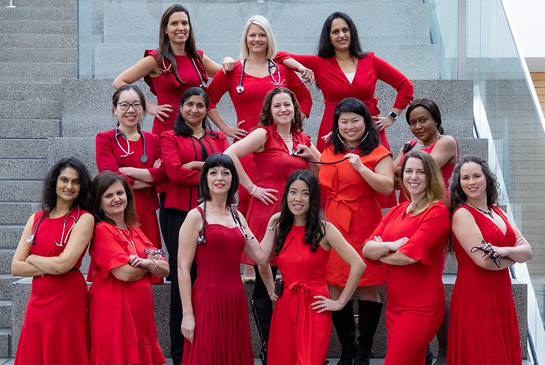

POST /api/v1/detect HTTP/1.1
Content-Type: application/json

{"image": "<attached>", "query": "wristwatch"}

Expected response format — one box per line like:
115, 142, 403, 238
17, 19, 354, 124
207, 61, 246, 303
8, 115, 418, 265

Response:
388, 111, 398, 120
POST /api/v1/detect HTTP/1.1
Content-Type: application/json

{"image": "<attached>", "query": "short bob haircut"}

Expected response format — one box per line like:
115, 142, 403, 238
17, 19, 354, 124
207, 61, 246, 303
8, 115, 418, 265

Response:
158, 5, 202, 85
240, 15, 277, 60
400, 151, 446, 215
275, 170, 326, 256
405, 98, 444, 135
112, 84, 147, 129
318, 12, 368, 59
174, 87, 217, 138
449, 155, 499, 215
259, 87, 303, 132
329, 97, 380, 156
198, 153, 239, 205
92, 171, 139, 227
42, 157, 93, 212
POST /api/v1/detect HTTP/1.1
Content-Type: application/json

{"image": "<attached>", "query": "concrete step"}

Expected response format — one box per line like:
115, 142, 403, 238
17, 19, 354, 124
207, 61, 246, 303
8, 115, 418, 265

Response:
0, 182, 42, 203
1, 20, 76, 35
0, 62, 77, 81
0, 276, 18, 300
0, 34, 75, 49
0, 120, 60, 139
0, 204, 36, 226
0, 48, 76, 63
0, 7, 75, 21
0, 250, 15, 275
5, 0, 76, 7
0, 101, 62, 120
0, 160, 48, 180
0, 302, 10, 328
0, 328, 11, 358
0, 140, 48, 159
0, 82, 62, 102
0, 226, 24, 250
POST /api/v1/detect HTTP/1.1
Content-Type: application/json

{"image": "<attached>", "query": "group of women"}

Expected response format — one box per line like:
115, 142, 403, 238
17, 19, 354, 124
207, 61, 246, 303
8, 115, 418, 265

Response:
10, 4, 532, 365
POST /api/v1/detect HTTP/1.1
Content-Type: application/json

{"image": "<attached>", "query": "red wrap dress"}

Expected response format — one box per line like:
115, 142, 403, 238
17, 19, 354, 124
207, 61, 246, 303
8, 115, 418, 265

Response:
365, 201, 449, 365
244, 124, 311, 265
448, 206, 522, 365
87, 222, 166, 365
15, 209, 90, 365
207, 59, 312, 213
267, 225, 332, 365
319, 144, 392, 286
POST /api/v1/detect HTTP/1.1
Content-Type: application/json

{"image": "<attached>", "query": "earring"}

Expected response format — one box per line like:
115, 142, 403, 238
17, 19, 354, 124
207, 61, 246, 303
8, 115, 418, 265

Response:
98, 206, 103, 213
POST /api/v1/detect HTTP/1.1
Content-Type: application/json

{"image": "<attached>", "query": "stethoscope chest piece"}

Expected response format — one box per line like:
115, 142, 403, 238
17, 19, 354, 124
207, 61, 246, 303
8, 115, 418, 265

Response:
26, 235, 35, 244
140, 153, 149, 164
236, 85, 244, 94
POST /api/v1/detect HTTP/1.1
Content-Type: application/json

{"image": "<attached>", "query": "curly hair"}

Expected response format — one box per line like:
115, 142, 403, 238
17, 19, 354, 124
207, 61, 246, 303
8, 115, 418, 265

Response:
258, 87, 303, 132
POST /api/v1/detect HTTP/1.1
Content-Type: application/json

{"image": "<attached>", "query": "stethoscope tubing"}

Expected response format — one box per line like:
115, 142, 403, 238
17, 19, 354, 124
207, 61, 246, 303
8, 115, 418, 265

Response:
114, 127, 148, 164
236, 59, 285, 94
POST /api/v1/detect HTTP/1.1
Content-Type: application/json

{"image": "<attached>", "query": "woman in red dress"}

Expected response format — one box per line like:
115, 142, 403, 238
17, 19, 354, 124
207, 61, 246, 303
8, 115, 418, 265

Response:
277, 11, 413, 153
12, 158, 94, 365
448, 156, 532, 365
96, 85, 167, 255
161, 87, 229, 362
363, 151, 450, 365
178, 153, 278, 365
87, 171, 169, 365
265, 170, 365, 365
224, 87, 320, 362
319, 98, 393, 364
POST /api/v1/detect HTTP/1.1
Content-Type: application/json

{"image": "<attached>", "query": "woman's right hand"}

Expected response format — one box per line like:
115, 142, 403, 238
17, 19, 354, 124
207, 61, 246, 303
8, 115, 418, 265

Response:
388, 237, 409, 251
181, 315, 195, 343
251, 186, 278, 206
146, 102, 173, 122
298, 66, 314, 85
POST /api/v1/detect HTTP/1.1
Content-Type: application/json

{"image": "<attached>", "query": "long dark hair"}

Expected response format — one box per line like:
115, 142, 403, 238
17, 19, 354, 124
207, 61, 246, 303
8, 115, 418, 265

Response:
198, 153, 239, 205
449, 155, 499, 215
173, 87, 216, 138
259, 87, 303, 132
41, 157, 92, 212
405, 98, 444, 135
329, 97, 379, 156
275, 170, 326, 256
158, 5, 203, 85
92, 171, 139, 227
318, 12, 368, 59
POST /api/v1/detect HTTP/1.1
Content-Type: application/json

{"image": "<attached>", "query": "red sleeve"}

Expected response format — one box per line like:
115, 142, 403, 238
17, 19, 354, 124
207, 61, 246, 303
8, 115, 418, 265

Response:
373, 54, 414, 110
88, 223, 130, 280
147, 133, 167, 186
143, 50, 159, 96
95, 132, 135, 185
284, 67, 312, 116
160, 132, 201, 185
207, 66, 235, 110
363, 207, 396, 266
398, 203, 449, 265
275, 52, 323, 71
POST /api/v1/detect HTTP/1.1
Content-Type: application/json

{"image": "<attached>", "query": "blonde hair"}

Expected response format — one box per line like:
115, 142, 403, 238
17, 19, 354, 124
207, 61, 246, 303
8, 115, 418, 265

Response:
400, 151, 446, 215
240, 15, 277, 59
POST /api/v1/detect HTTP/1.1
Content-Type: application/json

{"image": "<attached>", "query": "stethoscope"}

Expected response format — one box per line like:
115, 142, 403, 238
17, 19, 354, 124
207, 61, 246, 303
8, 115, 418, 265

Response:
236, 59, 285, 94
197, 201, 254, 244
27, 206, 81, 247
114, 127, 148, 164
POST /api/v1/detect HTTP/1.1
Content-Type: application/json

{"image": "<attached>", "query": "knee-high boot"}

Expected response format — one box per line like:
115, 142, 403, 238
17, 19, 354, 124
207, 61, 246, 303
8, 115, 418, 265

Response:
354, 300, 382, 365
332, 300, 356, 365
251, 298, 273, 365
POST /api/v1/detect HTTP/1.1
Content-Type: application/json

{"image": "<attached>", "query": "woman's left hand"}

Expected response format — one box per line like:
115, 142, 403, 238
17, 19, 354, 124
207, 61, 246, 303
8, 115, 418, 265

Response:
222, 57, 236, 73
311, 295, 344, 313
373, 115, 395, 131
153, 159, 161, 168
345, 153, 364, 171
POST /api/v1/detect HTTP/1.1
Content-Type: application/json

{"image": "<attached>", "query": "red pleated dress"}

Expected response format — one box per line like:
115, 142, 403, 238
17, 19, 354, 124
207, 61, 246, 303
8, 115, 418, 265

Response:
15, 209, 90, 365
267, 225, 332, 365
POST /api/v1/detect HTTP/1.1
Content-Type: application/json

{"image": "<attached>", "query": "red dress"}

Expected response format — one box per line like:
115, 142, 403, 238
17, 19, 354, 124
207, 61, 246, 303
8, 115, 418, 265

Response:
365, 201, 449, 365
143, 49, 205, 137
15, 210, 90, 365
181, 207, 253, 365
319, 145, 391, 286
244, 124, 311, 265
267, 225, 332, 365
448, 206, 521, 365
96, 129, 167, 250
275, 52, 413, 152
87, 222, 166, 365
207, 60, 313, 213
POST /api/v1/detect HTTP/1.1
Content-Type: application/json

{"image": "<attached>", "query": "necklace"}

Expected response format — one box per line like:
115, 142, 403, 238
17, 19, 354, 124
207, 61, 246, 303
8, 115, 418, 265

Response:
467, 202, 494, 218
277, 131, 293, 143
116, 223, 138, 256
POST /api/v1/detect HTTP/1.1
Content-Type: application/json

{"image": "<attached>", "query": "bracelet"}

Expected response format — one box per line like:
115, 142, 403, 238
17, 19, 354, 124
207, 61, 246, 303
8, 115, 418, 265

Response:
149, 258, 157, 272
267, 226, 276, 231
249, 184, 257, 196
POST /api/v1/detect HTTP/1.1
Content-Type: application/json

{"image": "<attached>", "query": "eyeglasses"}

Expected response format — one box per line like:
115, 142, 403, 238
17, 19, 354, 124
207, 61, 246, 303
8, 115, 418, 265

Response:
470, 240, 501, 268
117, 102, 143, 111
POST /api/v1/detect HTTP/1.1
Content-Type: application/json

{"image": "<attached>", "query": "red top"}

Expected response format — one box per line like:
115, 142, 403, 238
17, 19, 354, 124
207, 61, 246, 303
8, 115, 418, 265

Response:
276, 52, 413, 151
143, 49, 204, 137
161, 130, 230, 211
207, 59, 313, 137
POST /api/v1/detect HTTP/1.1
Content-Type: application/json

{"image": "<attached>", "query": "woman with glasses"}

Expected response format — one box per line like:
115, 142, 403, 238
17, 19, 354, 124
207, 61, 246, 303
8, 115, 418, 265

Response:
88, 171, 169, 365
96, 85, 167, 261
12, 158, 94, 365
161, 87, 229, 363
448, 156, 532, 365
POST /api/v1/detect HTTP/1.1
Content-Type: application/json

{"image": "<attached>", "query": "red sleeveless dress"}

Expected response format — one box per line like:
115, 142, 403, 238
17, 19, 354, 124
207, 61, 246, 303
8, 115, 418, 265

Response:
182, 206, 253, 365
448, 205, 521, 364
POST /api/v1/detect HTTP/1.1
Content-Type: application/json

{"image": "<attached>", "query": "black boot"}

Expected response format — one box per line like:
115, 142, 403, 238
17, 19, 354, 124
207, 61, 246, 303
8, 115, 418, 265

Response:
252, 298, 274, 365
426, 345, 434, 365
332, 300, 356, 365
354, 300, 382, 365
